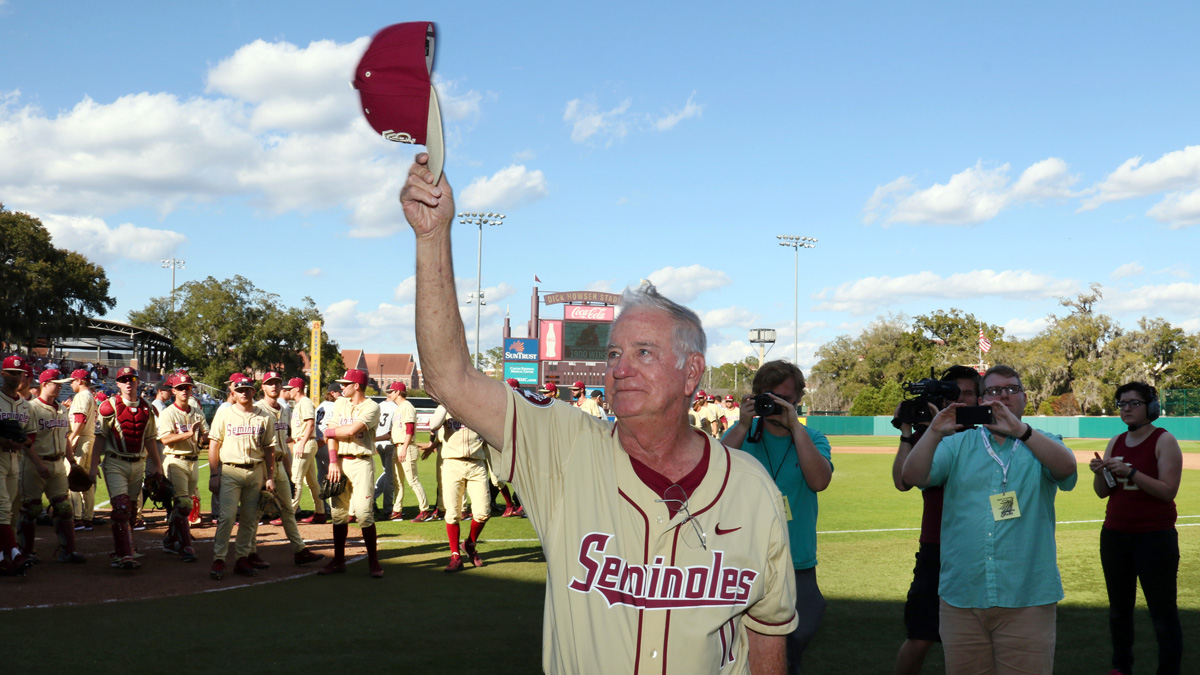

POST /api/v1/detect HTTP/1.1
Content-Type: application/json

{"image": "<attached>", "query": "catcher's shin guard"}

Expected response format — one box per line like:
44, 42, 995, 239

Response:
18, 500, 39, 555
110, 494, 135, 559
50, 497, 76, 553
174, 504, 193, 548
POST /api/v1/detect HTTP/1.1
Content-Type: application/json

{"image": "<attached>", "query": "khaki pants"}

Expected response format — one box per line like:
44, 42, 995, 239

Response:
163, 455, 199, 504
213, 464, 263, 560
442, 457, 490, 525
939, 600, 1057, 675
291, 441, 323, 514
390, 445, 429, 512
0, 451, 19, 524
70, 436, 96, 520
103, 455, 145, 499
21, 456, 69, 504
331, 456, 374, 528
262, 460, 305, 553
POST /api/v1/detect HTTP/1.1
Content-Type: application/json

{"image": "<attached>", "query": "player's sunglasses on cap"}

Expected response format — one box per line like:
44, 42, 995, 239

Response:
353, 22, 444, 184
115, 367, 138, 382
227, 373, 255, 390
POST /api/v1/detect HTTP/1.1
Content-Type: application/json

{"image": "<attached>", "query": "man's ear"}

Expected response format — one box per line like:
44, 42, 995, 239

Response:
684, 352, 705, 395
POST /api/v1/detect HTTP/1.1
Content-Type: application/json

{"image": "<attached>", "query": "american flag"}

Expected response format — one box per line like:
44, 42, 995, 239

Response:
978, 328, 992, 354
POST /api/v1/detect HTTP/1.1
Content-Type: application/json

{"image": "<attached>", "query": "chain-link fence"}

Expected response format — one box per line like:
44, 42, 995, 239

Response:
1163, 388, 1200, 417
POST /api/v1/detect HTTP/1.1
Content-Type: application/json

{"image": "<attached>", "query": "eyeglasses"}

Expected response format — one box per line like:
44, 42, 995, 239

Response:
982, 384, 1024, 397
1115, 400, 1146, 410
655, 485, 707, 550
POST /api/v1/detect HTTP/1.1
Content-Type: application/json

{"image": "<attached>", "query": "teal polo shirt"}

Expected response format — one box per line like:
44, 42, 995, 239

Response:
928, 427, 1077, 609
725, 420, 832, 569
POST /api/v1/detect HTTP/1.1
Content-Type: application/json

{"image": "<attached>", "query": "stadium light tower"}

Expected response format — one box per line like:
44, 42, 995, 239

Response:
161, 258, 186, 318
456, 211, 506, 369
776, 235, 818, 365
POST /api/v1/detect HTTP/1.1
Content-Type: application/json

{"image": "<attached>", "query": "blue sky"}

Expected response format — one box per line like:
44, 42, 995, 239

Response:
3, 1, 1199, 372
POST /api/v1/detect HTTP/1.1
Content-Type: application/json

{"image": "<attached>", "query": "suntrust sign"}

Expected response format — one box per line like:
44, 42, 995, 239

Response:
564, 305, 615, 322
504, 338, 539, 361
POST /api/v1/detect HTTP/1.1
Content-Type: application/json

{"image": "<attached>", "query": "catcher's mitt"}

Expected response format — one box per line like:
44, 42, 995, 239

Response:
258, 489, 283, 521
67, 463, 94, 492
144, 472, 175, 509
0, 418, 27, 444
317, 475, 347, 500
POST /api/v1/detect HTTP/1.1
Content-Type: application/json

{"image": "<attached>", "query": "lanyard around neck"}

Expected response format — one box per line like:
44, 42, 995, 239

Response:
979, 426, 1022, 493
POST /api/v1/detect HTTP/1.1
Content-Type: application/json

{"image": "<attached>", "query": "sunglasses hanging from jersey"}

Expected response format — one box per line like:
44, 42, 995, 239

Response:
655, 484, 707, 550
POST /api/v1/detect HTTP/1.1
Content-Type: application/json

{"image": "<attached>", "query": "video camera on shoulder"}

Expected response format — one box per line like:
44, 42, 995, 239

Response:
895, 375, 960, 427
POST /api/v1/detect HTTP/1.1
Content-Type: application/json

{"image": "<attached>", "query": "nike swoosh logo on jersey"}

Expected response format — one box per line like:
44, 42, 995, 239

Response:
714, 524, 741, 535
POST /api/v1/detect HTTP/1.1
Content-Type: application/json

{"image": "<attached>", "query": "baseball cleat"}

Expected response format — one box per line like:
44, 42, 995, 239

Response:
247, 553, 270, 569
132, 519, 147, 531
389, 511, 405, 521
180, 547, 198, 563
210, 559, 225, 580
112, 555, 141, 570
463, 538, 484, 568
502, 504, 515, 517
234, 557, 257, 577
75, 520, 94, 531
444, 553, 464, 573
369, 561, 384, 578
57, 551, 86, 564
294, 548, 324, 566
317, 560, 346, 575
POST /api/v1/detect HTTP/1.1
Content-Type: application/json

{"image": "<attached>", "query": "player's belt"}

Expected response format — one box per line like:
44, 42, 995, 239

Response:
222, 461, 256, 469
110, 454, 143, 462
170, 454, 199, 461
40, 454, 66, 461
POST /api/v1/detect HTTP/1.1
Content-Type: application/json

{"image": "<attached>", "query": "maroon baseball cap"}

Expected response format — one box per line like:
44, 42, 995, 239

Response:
169, 372, 194, 387
2, 355, 27, 372
282, 377, 306, 390
540, 382, 557, 394
353, 22, 444, 184
38, 369, 71, 384
505, 378, 519, 388
115, 367, 138, 381
387, 381, 407, 393
70, 369, 90, 381
95, 392, 108, 402
227, 373, 255, 390
336, 369, 368, 388
261, 371, 283, 384
571, 381, 586, 390
725, 395, 735, 402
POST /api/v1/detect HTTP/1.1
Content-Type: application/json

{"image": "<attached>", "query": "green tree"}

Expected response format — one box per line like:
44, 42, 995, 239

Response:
0, 204, 116, 349
128, 276, 343, 388
849, 386, 882, 416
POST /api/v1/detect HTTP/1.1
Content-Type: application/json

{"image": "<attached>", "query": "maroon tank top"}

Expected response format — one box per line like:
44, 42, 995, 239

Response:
1104, 427, 1177, 532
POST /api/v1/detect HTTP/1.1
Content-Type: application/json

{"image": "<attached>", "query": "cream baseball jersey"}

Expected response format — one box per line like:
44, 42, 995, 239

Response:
578, 397, 607, 419
329, 397, 380, 456
29, 397, 70, 458
0, 390, 33, 434
289, 395, 317, 451
254, 400, 291, 459
430, 405, 485, 460
210, 405, 275, 465
496, 388, 798, 674
156, 402, 208, 456
390, 398, 416, 444
68, 389, 98, 438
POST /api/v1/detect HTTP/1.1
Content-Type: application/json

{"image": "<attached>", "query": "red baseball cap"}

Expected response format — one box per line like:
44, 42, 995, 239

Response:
168, 372, 194, 387
725, 395, 735, 402
571, 381, 586, 390
38, 369, 71, 384
540, 382, 557, 394
95, 392, 108, 402
697, 390, 707, 398
2, 355, 27, 372
261, 371, 283, 384
505, 378, 520, 388
227, 373, 255, 390
70, 369, 90, 381
115, 367, 138, 381
388, 381, 407, 393
282, 377, 306, 390
335, 369, 368, 388
353, 22, 444, 184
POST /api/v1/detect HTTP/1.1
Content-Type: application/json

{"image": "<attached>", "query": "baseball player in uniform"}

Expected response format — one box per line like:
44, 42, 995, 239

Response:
207, 373, 276, 580
428, 405, 490, 571
401, 156, 797, 673
19, 369, 85, 563
155, 372, 208, 563
320, 368, 383, 578
67, 369, 99, 529
578, 389, 607, 420
373, 383, 398, 517
1, 356, 37, 575
282, 378, 326, 523
255, 372, 322, 567
89, 367, 164, 570
386, 382, 432, 521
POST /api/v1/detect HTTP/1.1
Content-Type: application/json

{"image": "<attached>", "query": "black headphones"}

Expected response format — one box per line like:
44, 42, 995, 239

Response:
1146, 386, 1161, 421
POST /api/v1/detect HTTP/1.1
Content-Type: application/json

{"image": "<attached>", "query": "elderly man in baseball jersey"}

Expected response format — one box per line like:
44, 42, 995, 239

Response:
90, 367, 165, 571
67, 369, 100, 530
255, 371, 323, 567
19, 369, 86, 564
402, 156, 797, 674
156, 372, 208, 563
320, 368, 383, 578
1, 356, 36, 575
208, 373, 276, 580
282, 378, 326, 524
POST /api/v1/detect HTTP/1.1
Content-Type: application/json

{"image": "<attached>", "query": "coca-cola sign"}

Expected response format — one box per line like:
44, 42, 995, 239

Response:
564, 305, 615, 322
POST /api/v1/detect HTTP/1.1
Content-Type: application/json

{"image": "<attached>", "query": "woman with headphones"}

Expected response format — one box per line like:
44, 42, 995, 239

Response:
1089, 382, 1184, 675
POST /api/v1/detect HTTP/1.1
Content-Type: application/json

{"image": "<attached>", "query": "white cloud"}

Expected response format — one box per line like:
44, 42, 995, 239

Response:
863, 158, 1075, 226
563, 97, 632, 145
653, 92, 703, 131
1080, 145, 1200, 210
304, 268, 322, 277
1003, 317, 1050, 338
458, 165, 549, 211
433, 77, 484, 123
1110, 262, 1143, 280
393, 275, 417, 302
1180, 317, 1200, 333
699, 306, 760, 330
1104, 282, 1200, 315
323, 298, 415, 346
813, 269, 1078, 315
646, 265, 732, 303
40, 214, 186, 263
1146, 189, 1200, 228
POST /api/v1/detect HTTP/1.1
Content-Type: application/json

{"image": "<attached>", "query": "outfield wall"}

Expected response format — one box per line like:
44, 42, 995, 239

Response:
804, 415, 1200, 441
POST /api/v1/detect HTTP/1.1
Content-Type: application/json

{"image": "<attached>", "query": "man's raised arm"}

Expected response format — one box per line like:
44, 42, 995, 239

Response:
401, 154, 506, 447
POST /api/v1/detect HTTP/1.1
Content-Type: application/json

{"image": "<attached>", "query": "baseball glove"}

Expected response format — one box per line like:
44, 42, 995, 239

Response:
144, 472, 175, 509
258, 489, 283, 521
67, 463, 94, 492
317, 475, 347, 500
0, 419, 27, 444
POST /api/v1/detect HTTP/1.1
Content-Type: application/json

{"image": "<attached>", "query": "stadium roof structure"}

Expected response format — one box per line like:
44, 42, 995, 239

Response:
53, 317, 174, 371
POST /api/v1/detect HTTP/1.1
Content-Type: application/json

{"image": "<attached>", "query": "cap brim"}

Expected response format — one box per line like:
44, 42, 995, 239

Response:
51, 377, 73, 384
427, 85, 444, 185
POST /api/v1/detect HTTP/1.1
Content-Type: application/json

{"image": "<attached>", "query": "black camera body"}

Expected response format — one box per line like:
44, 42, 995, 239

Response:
895, 378, 961, 427
754, 394, 782, 417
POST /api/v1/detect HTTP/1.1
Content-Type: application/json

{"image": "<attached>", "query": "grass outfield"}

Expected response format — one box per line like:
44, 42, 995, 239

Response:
7, 442, 1198, 673
830, 434, 1200, 453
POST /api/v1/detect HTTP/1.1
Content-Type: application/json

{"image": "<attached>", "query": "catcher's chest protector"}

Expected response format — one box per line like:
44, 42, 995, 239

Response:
103, 397, 154, 454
